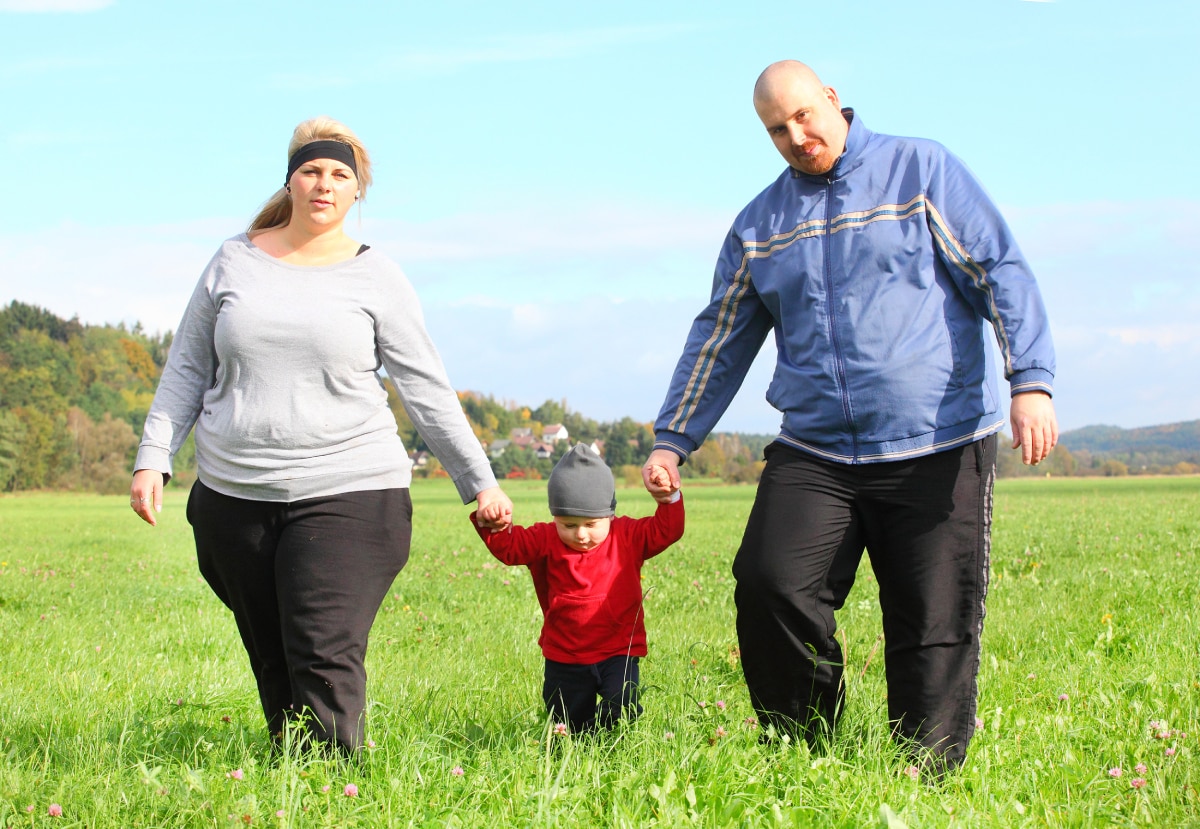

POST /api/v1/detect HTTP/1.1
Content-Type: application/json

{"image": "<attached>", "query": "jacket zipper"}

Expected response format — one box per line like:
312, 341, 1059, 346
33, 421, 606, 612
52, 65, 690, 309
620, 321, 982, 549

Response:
821, 174, 858, 461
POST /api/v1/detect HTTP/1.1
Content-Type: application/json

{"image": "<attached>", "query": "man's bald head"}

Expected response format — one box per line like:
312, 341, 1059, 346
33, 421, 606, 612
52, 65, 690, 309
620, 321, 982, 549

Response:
752, 60, 826, 110
752, 60, 848, 176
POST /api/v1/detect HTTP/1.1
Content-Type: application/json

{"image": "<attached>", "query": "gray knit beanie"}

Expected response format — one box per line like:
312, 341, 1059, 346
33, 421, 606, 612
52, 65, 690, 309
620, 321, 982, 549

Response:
547, 444, 616, 517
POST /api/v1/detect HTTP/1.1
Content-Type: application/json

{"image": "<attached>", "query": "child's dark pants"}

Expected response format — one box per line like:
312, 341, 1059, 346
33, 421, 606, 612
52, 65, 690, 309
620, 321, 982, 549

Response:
543, 654, 643, 732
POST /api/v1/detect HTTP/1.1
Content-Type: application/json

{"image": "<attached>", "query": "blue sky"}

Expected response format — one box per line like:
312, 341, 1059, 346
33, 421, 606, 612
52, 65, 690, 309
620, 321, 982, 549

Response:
2, 0, 1197, 434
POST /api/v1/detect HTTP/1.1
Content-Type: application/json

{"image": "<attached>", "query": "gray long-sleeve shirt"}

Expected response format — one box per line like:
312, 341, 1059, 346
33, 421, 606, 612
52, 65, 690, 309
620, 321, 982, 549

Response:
135, 234, 496, 503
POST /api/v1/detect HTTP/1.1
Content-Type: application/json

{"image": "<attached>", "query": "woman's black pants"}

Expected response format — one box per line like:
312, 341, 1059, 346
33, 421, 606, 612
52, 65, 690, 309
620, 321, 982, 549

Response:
188, 480, 412, 754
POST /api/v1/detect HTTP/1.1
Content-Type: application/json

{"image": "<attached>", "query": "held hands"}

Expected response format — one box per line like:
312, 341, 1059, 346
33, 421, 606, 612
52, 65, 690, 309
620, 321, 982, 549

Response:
642, 449, 682, 503
130, 469, 164, 526
1010, 391, 1058, 466
475, 485, 513, 532
646, 465, 679, 503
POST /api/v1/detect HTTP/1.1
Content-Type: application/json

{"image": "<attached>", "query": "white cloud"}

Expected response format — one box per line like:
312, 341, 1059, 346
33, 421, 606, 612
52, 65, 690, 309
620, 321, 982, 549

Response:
0, 203, 726, 331
1107, 324, 1198, 349
363, 204, 726, 264
268, 23, 706, 88
264, 72, 357, 92
0, 0, 112, 11
356, 204, 729, 311
0, 218, 234, 334
4, 198, 1197, 432
1006, 199, 1200, 325
0, 56, 119, 86
1003, 199, 1200, 428
381, 24, 708, 72
5, 129, 89, 148
420, 292, 780, 432
509, 303, 554, 338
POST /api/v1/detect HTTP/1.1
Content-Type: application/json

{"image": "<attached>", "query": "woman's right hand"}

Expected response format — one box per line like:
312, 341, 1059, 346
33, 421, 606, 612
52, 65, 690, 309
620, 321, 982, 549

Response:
474, 486, 513, 532
130, 469, 164, 526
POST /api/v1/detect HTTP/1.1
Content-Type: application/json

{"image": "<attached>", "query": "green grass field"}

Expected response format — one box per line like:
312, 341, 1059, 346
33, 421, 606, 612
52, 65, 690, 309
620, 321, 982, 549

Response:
0, 477, 1197, 827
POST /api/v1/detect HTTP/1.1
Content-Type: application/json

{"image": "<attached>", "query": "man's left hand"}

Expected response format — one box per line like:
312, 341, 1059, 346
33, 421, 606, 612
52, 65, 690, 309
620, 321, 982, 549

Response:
1010, 391, 1058, 466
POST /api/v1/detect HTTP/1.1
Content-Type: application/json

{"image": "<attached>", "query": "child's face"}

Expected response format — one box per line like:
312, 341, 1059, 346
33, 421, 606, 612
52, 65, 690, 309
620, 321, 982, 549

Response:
552, 514, 612, 552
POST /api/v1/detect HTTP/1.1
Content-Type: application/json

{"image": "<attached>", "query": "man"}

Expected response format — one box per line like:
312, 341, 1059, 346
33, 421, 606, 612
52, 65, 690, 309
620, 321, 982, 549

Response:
642, 60, 1057, 773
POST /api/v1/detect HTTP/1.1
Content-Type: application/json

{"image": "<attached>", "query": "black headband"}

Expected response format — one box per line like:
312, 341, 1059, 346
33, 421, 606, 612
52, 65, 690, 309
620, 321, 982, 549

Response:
285, 140, 358, 184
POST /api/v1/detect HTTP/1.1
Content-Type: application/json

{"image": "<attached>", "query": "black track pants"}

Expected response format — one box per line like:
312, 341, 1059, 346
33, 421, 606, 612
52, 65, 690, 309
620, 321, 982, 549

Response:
732, 436, 995, 770
188, 480, 412, 753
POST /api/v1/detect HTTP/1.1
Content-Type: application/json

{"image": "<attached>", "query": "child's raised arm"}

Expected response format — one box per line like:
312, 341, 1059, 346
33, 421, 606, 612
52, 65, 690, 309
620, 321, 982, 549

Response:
468, 511, 551, 565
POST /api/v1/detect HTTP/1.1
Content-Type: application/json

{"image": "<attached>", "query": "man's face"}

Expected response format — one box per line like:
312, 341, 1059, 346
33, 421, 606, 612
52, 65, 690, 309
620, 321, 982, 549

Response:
755, 77, 848, 176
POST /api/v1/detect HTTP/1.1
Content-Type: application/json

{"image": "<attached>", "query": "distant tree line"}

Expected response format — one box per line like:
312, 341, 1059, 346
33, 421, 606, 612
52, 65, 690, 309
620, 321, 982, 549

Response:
0, 301, 767, 494
996, 439, 1199, 478
3, 300, 1195, 493
0, 301, 171, 494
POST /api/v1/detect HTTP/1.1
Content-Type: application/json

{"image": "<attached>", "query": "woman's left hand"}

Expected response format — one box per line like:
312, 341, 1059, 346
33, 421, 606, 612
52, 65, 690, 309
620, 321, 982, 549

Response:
474, 486, 513, 532
130, 468, 164, 526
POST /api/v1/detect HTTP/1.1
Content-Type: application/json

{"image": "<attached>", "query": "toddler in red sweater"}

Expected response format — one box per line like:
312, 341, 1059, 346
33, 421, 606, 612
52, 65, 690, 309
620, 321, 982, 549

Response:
472, 444, 683, 732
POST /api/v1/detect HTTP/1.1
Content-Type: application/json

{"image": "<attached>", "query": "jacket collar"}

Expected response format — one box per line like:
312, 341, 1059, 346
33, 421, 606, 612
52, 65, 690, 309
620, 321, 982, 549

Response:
790, 108, 869, 182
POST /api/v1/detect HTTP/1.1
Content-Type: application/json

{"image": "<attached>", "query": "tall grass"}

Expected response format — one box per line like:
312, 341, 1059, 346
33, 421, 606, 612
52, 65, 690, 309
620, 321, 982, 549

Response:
0, 476, 1196, 826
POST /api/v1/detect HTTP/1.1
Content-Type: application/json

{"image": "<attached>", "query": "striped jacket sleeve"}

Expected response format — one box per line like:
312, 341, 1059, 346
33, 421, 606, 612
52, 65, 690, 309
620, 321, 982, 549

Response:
924, 148, 1056, 395
653, 228, 775, 459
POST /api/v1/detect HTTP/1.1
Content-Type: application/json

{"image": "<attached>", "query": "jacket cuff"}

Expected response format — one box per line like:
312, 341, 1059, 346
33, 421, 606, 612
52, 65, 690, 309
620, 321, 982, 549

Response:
1009, 368, 1054, 397
133, 444, 174, 483
653, 432, 696, 461
453, 461, 500, 505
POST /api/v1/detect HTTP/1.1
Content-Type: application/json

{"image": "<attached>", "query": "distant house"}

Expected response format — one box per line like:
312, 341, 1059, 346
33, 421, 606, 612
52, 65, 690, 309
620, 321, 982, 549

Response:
510, 430, 536, 449
410, 450, 431, 468
588, 439, 605, 458
532, 441, 555, 459
487, 439, 511, 459
543, 423, 569, 443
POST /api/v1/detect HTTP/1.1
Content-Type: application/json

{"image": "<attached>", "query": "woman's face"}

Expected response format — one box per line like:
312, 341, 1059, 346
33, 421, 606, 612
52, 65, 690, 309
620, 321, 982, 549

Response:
287, 157, 358, 229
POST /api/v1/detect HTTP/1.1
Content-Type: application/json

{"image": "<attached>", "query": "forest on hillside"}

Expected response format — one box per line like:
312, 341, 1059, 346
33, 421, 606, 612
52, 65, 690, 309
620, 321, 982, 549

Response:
1, 300, 1196, 494
997, 420, 1200, 478
0, 301, 765, 493
0, 301, 166, 494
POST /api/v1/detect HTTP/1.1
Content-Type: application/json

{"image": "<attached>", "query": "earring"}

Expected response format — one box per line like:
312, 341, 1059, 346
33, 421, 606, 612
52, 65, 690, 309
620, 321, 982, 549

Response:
354, 193, 360, 201
285, 185, 291, 194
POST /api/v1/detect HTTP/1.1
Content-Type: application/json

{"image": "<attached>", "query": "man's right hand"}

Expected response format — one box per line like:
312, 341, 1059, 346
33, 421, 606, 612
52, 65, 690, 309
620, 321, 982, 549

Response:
642, 449, 682, 501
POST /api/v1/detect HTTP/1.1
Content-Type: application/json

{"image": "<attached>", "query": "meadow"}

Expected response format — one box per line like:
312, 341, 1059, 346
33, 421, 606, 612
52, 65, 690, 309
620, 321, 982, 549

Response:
0, 476, 1197, 827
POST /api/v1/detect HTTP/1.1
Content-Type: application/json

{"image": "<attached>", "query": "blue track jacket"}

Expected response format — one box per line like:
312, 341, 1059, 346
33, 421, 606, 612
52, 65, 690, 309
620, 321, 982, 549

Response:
654, 111, 1055, 464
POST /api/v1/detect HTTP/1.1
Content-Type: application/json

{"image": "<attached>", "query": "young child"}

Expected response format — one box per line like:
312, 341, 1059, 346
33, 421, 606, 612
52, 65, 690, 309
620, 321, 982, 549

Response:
471, 444, 683, 732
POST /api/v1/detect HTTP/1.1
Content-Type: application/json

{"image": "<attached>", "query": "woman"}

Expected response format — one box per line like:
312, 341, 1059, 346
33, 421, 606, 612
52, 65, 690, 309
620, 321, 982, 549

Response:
130, 116, 512, 754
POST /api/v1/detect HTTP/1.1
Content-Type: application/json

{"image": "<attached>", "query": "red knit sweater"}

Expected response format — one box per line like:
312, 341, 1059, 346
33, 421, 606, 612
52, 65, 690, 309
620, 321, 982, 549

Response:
471, 496, 684, 664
